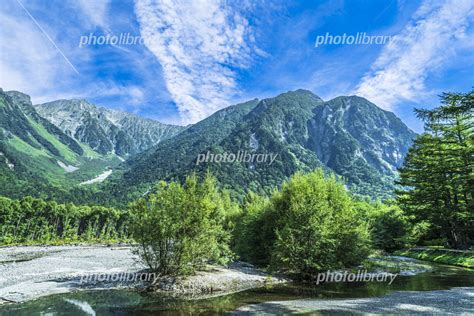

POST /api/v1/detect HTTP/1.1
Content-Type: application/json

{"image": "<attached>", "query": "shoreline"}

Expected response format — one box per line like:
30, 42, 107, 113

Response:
1, 244, 466, 306
0, 245, 286, 304
394, 247, 474, 268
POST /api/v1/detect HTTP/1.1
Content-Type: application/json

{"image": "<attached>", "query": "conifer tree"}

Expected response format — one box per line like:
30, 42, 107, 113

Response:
398, 91, 473, 248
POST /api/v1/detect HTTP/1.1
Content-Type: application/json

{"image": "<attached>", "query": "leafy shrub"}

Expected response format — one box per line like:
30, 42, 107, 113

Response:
270, 170, 371, 276
233, 192, 276, 266
234, 169, 371, 277
369, 203, 410, 252
354, 199, 413, 252
129, 173, 233, 276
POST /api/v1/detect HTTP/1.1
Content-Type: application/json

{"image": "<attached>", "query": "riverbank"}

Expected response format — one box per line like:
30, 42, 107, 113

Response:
0, 245, 285, 304
1, 247, 473, 315
232, 287, 474, 315
394, 247, 474, 268
148, 262, 287, 299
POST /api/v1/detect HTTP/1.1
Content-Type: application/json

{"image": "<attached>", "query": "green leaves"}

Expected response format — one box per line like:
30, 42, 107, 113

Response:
0, 196, 129, 245
129, 173, 234, 276
397, 91, 473, 249
234, 169, 371, 277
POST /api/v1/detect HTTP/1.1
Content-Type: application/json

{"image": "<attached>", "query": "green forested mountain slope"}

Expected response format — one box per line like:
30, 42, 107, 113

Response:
109, 90, 416, 200
0, 89, 122, 196
1, 88, 416, 202
307, 95, 416, 197
112, 98, 260, 195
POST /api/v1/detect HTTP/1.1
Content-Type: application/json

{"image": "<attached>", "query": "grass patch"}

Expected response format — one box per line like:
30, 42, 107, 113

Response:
363, 255, 432, 274
27, 117, 79, 163
8, 135, 50, 158
79, 143, 103, 159
394, 248, 474, 268
6, 138, 69, 184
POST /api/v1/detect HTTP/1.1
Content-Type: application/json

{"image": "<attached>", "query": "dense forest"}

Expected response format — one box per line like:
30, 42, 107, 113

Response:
0, 196, 130, 244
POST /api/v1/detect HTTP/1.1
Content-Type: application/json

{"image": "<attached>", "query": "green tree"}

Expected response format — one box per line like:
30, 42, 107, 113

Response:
234, 169, 371, 277
129, 173, 232, 276
0, 196, 129, 245
398, 91, 473, 249
368, 203, 410, 252
233, 191, 276, 266
270, 170, 371, 277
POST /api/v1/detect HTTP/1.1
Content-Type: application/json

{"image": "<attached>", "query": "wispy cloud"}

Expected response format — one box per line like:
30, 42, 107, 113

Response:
0, 3, 66, 94
134, 0, 258, 124
32, 82, 145, 106
0, 0, 153, 114
75, 0, 111, 29
355, 0, 474, 110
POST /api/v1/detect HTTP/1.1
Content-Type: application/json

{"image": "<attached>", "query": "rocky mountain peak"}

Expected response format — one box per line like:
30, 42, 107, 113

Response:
5, 90, 31, 103
35, 98, 184, 156
116, 89, 416, 200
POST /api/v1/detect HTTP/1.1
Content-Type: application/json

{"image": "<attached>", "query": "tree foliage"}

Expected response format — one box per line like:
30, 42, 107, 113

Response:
355, 200, 411, 252
129, 173, 234, 276
0, 196, 129, 244
397, 91, 474, 249
234, 169, 371, 277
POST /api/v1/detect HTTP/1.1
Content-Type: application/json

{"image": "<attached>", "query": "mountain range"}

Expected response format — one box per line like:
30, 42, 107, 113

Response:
0, 88, 416, 203
35, 99, 183, 157
0, 88, 181, 199
112, 89, 416, 201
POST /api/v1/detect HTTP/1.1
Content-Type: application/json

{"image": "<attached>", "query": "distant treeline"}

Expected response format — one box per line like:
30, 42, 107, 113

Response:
0, 196, 130, 244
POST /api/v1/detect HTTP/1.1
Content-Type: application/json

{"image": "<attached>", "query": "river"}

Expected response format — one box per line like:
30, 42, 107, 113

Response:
1, 258, 473, 315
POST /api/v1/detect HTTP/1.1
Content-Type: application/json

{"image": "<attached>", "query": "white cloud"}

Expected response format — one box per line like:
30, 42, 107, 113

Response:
355, 0, 474, 110
32, 82, 145, 106
76, 0, 110, 29
134, 0, 257, 124
0, 6, 65, 94
0, 1, 144, 111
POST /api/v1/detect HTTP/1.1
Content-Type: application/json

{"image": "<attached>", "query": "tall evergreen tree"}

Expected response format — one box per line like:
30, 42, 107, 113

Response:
398, 91, 473, 248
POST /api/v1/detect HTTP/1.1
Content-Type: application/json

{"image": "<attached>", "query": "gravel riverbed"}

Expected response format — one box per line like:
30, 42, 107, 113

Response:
0, 245, 143, 303
0, 245, 285, 304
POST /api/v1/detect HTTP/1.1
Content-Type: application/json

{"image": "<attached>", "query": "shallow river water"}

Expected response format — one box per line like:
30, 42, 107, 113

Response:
1, 260, 473, 315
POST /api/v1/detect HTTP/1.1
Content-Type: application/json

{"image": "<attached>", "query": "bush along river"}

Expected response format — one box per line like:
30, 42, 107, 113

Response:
1, 251, 473, 315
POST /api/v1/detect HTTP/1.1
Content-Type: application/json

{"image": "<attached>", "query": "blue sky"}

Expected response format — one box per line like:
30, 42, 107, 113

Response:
1, 0, 473, 132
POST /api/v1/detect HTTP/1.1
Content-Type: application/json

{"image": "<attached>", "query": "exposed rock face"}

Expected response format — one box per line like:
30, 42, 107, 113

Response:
35, 99, 184, 156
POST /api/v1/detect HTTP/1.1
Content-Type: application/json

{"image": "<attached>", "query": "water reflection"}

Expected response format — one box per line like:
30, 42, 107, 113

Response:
1, 263, 473, 315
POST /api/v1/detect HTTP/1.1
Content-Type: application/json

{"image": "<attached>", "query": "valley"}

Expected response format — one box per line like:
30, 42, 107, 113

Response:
0, 88, 472, 315
2, 2, 473, 314
0, 88, 182, 200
